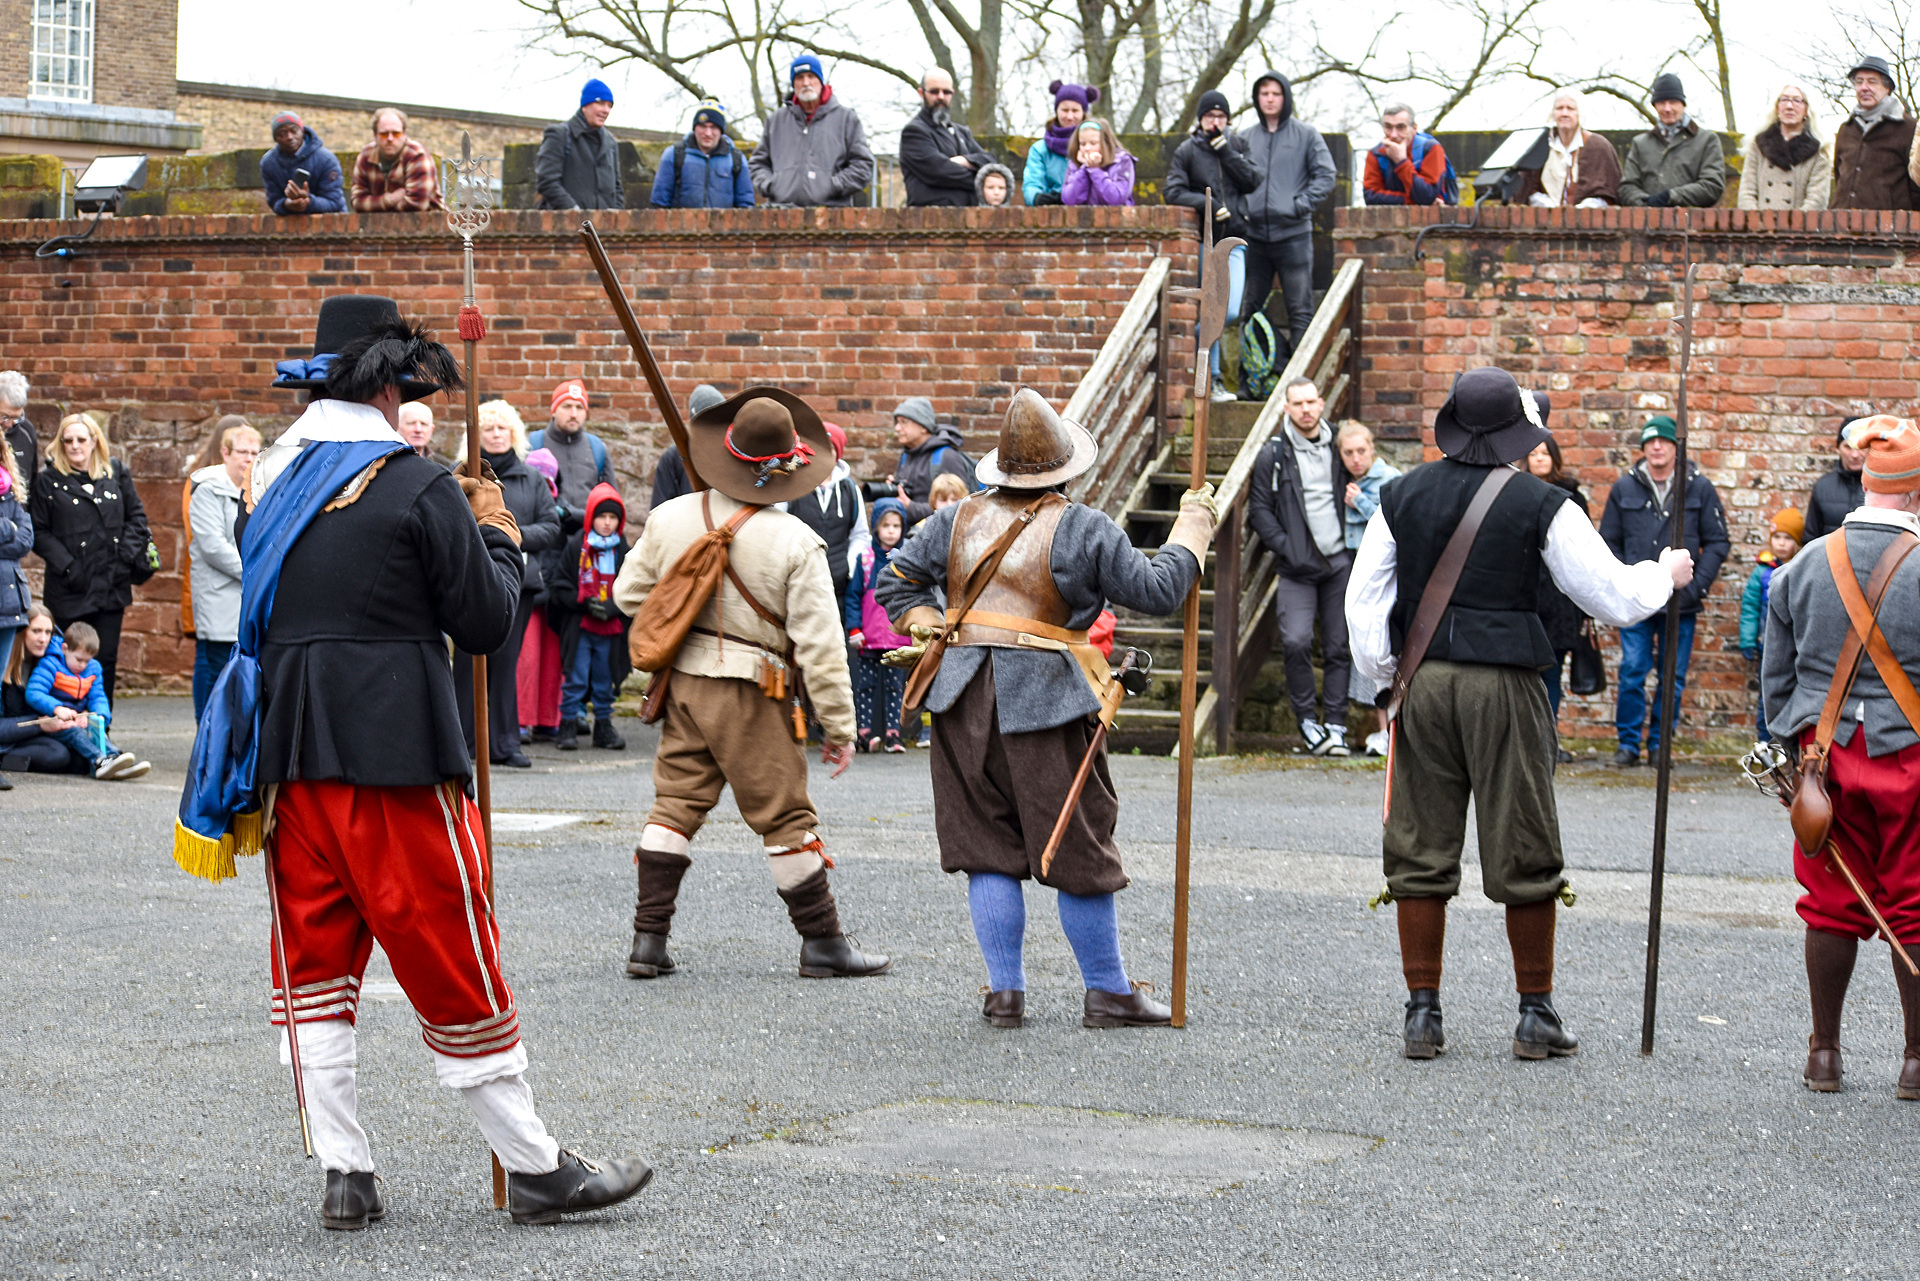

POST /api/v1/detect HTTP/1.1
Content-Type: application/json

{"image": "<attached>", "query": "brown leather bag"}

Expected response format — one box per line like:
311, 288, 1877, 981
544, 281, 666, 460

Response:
902, 492, 1060, 712
1790, 530, 1920, 854
627, 496, 761, 673
1385, 468, 1515, 720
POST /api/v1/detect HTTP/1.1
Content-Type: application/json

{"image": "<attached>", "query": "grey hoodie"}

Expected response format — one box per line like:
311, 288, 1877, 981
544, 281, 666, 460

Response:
1237, 70, 1335, 243
749, 90, 875, 207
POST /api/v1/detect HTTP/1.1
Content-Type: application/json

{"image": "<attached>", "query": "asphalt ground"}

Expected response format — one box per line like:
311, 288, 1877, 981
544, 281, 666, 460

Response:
4, 696, 1916, 1278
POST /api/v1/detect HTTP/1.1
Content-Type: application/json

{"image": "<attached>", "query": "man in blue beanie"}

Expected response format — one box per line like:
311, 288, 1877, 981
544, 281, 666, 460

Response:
536, 78, 625, 210
749, 52, 874, 206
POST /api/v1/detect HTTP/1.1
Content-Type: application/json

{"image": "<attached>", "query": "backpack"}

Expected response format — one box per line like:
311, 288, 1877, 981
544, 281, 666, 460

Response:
1374, 133, 1460, 204
1241, 312, 1281, 400
930, 445, 984, 492
672, 142, 744, 205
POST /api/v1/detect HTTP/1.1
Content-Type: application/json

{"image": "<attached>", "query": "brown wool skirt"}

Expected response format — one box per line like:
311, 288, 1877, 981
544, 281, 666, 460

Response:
929, 662, 1128, 897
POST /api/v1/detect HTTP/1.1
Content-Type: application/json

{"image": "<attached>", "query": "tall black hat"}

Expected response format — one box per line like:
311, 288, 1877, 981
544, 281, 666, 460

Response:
1432, 366, 1552, 466
271, 295, 449, 402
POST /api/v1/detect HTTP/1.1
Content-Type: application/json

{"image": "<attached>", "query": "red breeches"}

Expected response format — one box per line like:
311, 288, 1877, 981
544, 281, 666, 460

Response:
267, 779, 520, 1058
1795, 729, 1920, 945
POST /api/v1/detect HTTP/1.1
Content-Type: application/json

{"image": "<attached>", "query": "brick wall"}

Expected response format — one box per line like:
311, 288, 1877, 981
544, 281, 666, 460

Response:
94, 0, 177, 111
1340, 204, 1920, 744
0, 0, 25, 101
0, 205, 1197, 689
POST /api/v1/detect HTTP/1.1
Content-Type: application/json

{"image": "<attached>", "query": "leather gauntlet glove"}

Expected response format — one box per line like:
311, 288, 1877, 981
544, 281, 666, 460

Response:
459, 473, 523, 547
1166, 482, 1219, 561
882, 622, 944, 669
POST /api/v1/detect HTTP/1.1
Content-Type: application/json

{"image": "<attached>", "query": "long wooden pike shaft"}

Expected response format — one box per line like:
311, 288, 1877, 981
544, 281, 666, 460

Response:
265, 844, 314, 1159
579, 220, 701, 491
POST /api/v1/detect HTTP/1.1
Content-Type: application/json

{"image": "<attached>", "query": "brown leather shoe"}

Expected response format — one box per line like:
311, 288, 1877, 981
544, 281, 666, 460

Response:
1804, 1036, 1843, 1092
1083, 983, 1172, 1028
1899, 1049, 1920, 1101
981, 988, 1023, 1028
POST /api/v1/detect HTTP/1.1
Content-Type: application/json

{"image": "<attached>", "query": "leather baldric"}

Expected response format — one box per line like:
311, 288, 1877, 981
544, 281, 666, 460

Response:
1386, 467, 1516, 720
1791, 530, 1920, 854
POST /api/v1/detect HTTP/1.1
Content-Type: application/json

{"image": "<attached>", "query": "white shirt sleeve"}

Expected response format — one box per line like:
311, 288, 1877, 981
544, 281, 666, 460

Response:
1344, 509, 1399, 688
845, 488, 872, 580
1540, 501, 1674, 627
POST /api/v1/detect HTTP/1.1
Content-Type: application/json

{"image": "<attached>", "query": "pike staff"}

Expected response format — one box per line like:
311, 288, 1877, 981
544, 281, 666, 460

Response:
1641, 250, 1698, 1056
1172, 191, 1244, 1027
446, 133, 507, 1205
579, 220, 702, 489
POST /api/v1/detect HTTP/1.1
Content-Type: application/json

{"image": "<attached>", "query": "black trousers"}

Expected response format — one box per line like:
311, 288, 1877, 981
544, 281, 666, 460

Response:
1241, 234, 1316, 351
456, 591, 531, 762
51, 607, 124, 704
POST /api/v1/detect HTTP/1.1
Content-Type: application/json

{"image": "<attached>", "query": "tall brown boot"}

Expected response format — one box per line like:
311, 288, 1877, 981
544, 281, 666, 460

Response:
628, 844, 693, 978
779, 870, 891, 978
1397, 897, 1446, 1058
1893, 946, 1920, 1100
1805, 928, 1857, 1091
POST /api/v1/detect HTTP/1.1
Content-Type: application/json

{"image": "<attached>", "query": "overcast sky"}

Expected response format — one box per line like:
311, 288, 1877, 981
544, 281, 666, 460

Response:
177, 0, 1849, 147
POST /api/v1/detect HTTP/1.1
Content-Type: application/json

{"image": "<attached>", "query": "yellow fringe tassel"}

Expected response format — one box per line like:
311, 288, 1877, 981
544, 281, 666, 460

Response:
171, 810, 265, 884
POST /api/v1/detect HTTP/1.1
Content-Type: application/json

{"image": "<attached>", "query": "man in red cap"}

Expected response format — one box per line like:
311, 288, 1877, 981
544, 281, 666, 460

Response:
529, 378, 616, 535
1763, 415, 1920, 1099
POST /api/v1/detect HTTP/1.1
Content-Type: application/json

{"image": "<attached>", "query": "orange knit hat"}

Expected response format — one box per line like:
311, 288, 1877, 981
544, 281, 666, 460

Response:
1769, 506, 1804, 544
1856, 415, 1920, 493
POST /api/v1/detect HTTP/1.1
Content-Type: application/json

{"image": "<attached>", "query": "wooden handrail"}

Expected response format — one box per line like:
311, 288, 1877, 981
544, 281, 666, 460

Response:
1063, 256, 1172, 429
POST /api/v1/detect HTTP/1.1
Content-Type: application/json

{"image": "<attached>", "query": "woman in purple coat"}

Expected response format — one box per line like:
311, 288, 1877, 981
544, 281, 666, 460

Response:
1062, 119, 1136, 207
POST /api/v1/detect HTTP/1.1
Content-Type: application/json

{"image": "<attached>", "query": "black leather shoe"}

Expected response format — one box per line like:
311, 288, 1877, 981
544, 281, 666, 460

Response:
321, 1169, 385, 1230
798, 935, 891, 977
1403, 988, 1445, 1059
556, 723, 578, 751
1083, 983, 1172, 1028
508, 1149, 653, 1226
592, 719, 626, 750
982, 988, 1024, 1028
1613, 747, 1639, 767
625, 931, 677, 978
494, 751, 533, 769
1513, 993, 1579, 1059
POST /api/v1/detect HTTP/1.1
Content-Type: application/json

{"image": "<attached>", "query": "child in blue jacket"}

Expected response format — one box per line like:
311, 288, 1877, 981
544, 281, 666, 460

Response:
1338, 422, 1400, 549
1739, 507, 1803, 743
25, 621, 148, 779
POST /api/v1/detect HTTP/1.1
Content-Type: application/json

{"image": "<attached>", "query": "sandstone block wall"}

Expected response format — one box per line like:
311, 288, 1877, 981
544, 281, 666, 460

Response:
0, 204, 1197, 689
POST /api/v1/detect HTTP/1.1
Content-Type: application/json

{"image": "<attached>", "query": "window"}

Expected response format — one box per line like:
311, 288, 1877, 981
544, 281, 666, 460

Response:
30, 0, 95, 103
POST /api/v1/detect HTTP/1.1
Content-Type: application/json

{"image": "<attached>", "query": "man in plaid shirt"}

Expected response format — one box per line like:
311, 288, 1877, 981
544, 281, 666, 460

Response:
350, 108, 446, 212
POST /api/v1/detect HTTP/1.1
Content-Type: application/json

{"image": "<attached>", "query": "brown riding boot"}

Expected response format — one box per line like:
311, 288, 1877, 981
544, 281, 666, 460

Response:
1893, 945, 1920, 1100
1396, 897, 1447, 1059
628, 844, 693, 978
1804, 928, 1857, 1092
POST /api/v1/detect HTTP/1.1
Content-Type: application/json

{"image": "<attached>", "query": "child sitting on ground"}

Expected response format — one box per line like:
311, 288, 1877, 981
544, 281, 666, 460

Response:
547, 482, 633, 753
1339, 422, 1401, 756
1740, 506, 1803, 745
845, 497, 912, 752
25, 620, 150, 779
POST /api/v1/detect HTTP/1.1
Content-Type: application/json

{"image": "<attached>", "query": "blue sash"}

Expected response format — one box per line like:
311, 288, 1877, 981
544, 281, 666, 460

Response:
173, 438, 407, 881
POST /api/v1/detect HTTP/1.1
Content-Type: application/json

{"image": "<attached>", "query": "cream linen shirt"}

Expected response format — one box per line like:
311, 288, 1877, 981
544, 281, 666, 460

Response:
612, 488, 856, 744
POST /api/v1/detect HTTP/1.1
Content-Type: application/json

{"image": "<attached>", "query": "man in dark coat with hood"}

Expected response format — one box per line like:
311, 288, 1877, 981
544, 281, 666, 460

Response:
887, 396, 974, 523
899, 68, 995, 207
1237, 71, 1334, 359
260, 112, 345, 215
1166, 90, 1263, 400
1805, 417, 1870, 542
536, 79, 626, 210
1347, 367, 1694, 1064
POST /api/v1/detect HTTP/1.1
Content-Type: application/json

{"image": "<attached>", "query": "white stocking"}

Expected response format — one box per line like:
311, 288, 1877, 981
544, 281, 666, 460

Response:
461, 1075, 561, 1175
278, 1019, 372, 1173
767, 832, 826, 890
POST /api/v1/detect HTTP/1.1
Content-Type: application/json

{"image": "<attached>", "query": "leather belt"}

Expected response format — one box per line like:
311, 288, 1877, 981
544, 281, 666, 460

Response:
946, 607, 1110, 705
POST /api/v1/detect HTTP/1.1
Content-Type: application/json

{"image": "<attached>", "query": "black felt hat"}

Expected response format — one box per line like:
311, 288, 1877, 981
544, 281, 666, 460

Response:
272, 295, 445, 402
1432, 367, 1552, 466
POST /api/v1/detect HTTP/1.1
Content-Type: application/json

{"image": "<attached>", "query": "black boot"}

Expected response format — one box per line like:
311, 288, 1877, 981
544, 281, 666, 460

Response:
626, 931, 677, 979
1513, 993, 1579, 1059
593, 717, 626, 750
556, 720, 578, 751
1403, 989, 1445, 1059
320, 1170, 385, 1230
982, 988, 1024, 1028
798, 934, 892, 978
507, 1149, 653, 1226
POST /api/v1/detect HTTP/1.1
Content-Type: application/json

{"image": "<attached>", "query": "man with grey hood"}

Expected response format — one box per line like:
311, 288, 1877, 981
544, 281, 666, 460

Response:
751, 54, 875, 207
885, 396, 974, 524
1238, 71, 1335, 362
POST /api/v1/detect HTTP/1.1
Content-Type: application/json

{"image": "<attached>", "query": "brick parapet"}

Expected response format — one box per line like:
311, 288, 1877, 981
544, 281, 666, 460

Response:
0, 205, 1198, 688
1337, 204, 1920, 742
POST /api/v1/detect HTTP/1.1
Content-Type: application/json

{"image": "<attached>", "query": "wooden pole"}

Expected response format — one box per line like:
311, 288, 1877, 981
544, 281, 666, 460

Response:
579, 220, 703, 491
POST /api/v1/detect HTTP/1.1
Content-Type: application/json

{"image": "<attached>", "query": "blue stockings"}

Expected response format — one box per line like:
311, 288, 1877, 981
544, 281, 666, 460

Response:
966, 871, 1130, 995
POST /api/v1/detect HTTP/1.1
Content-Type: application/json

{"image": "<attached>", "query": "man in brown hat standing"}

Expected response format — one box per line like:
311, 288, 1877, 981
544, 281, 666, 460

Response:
1762, 416, 1920, 1098
612, 388, 889, 980
875, 388, 1217, 1029
1346, 366, 1693, 1062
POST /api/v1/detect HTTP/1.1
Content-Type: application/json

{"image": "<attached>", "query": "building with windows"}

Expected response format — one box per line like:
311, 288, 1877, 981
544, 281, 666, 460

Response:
0, 0, 200, 160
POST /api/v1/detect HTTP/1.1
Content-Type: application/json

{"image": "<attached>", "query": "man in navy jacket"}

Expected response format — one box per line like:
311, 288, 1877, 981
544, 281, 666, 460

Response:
649, 100, 755, 208
260, 112, 345, 215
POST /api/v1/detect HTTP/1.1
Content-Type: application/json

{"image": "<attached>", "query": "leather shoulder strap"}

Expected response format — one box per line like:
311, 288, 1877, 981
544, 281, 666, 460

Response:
1387, 467, 1515, 718
946, 493, 1061, 639
1816, 530, 1920, 751
701, 492, 782, 629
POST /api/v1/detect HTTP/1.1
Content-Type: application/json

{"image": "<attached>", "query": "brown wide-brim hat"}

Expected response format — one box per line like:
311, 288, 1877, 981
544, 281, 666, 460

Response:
688, 386, 835, 505
975, 387, 1099, 489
